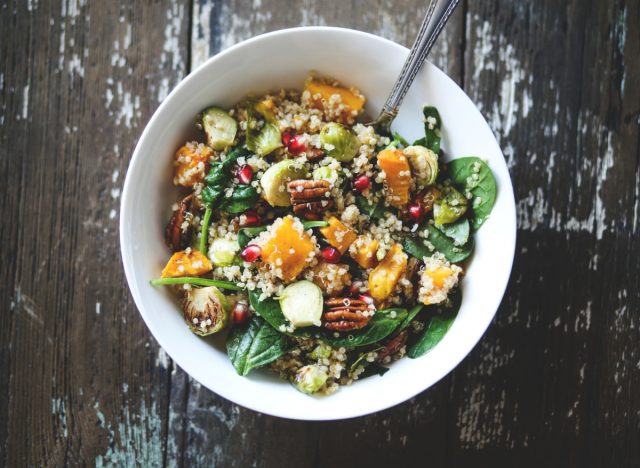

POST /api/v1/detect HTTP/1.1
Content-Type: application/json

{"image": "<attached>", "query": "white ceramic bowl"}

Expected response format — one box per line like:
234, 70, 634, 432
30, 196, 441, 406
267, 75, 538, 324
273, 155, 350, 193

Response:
120, 27, 516, 420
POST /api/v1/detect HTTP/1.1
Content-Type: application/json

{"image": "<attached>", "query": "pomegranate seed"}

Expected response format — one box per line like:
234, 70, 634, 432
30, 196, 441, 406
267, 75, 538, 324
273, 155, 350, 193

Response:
322, 246, 341, 264
286, 134, 307, 155
407, 202, 425, 223
353, 175, 371, 192
349, 280, 365, 295
281, 131, 292, 147
232, 302, 251, 326
237, 164, 253, 184
358, 294, 375, 306
239, 210, 260, 227
241, 244, 261, 262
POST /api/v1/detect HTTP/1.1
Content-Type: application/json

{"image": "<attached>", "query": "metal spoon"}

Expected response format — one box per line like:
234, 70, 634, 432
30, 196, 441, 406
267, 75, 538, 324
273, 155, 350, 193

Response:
367, 0, 461, 135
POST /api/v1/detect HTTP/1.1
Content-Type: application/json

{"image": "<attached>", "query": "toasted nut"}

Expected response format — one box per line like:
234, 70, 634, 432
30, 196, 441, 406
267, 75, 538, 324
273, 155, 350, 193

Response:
165, 195, 193, 252
377, 330, 408, 362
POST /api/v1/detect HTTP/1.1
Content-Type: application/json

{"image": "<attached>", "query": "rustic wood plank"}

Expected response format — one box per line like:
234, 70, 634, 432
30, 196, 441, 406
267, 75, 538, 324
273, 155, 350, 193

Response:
0, 0, 190, 465
452, 0, 640, 466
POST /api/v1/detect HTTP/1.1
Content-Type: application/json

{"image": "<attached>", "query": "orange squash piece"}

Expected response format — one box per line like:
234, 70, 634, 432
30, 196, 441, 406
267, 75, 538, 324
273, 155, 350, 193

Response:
161, 250, 213, 278
305, 80, 365, 121
173, 143, 213, 187
261, 217, 315, 282
350, 235, 379, 269
377, 148, 412, 207
319, 216, 357, 254
368, 244, 407, 304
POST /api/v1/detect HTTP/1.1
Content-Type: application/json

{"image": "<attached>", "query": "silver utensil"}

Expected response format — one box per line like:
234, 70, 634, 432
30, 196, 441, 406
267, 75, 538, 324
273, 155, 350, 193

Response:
367, 0, 461, 135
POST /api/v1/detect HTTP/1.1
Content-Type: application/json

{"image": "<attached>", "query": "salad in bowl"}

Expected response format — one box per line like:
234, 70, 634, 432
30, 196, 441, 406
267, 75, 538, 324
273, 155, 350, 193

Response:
151, 75, 497, 396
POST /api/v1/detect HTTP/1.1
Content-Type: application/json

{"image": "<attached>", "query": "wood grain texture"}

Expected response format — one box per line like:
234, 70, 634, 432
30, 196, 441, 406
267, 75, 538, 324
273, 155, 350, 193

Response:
0, 0, 190, 465
0, 0, 638, 466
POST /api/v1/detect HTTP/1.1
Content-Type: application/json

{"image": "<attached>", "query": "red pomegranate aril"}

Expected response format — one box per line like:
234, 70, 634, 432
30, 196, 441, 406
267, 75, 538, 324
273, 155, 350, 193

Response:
239, 210, 260, 227
281, 131, 292, 147
407, 202, 425, 222
358, 294, 375, 306
241, 244, 261, 262
237, 164, 253, 184
353, 175, 371, 192
321, 246, 341, 264
287, 134, 307, 155
232, 302, 251, 326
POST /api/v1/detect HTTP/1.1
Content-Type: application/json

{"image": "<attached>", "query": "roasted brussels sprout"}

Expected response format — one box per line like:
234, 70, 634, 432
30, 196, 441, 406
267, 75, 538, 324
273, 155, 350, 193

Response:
260, 159, 307, 206
403, 145, 438, 187
320, 122, 360, 162
293, 364, 328, 394
183, 286, 230, 335
312, 165, 340, 185
434, 186, 468, 225
208, 238, 240, 266
198, 107, 237, 150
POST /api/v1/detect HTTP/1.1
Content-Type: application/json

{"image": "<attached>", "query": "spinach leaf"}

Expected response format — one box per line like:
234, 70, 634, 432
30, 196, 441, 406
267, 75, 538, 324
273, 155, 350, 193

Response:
349, 346, 384, 374
219, 184, 259, 214
403, 224, 474, 263
247, 289, 310, 338
413, 137, 427, 146
422, 106, 442, 153
226, 316, 291, 375
202, 146, 252, 208
436, 218, 470, 246
399, 304, 424, 331
320, 308, 408, 348
359, 363, 390, 379
447, 157, 497, 230
355, 195, 385, 220
407, 288, 461, 358
238, 226, 268, 249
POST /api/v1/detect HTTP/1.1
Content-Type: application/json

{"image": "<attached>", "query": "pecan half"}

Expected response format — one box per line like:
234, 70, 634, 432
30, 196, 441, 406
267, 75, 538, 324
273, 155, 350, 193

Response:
322, 297, 373, 331
287, 179, 334, 220
165, 194, 193, 251
377, 330, 408, 362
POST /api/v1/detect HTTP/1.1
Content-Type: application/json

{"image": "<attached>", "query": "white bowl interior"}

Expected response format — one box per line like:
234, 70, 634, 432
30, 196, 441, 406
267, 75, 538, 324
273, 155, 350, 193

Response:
120, 27, 516, 420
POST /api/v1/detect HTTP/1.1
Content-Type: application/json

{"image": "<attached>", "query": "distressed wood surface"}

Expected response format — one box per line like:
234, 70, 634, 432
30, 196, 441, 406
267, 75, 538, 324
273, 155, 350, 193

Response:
0, 0, 638, 466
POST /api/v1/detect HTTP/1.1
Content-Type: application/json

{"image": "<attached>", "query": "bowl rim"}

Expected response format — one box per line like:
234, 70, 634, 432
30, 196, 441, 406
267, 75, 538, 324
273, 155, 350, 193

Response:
120, 25, 516, 420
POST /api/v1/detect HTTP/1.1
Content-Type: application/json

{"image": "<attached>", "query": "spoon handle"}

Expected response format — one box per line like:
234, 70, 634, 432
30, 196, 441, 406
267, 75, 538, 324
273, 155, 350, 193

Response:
377, 0, 461, 129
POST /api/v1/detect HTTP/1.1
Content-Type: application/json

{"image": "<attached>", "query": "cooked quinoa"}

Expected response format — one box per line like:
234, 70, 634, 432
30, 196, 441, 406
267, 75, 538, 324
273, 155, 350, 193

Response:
151, 75, 497, 396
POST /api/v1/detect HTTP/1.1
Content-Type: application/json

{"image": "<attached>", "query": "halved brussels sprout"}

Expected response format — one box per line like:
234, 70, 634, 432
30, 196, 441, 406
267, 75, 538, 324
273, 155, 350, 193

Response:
208, 238, 240, 266
309, 343, 332, 360
293, 364, 328, 394
312, 165, 340, 185
198, 107, 237, 150
319, 122, 360, 162
183, 286, 230, 336
260, 159, 307, 206
433, 186, 468, 225
403, 145, 438, 187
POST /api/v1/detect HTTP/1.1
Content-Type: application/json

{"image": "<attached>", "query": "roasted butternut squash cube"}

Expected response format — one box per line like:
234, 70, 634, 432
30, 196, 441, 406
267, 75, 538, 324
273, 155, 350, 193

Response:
173, 142, 213, 187
261, 217, 315, 282
319, 216, 357, 254
350, 235, 379, 269
305, 80, 365, 122
161, 249, 213, 278
418, 256, 462, 305
368, 244, 407, 304
377, 148, 412, 207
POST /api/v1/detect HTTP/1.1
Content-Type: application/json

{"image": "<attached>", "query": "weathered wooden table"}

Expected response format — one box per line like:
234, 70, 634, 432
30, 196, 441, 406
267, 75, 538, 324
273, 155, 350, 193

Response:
1, 0, 638, 466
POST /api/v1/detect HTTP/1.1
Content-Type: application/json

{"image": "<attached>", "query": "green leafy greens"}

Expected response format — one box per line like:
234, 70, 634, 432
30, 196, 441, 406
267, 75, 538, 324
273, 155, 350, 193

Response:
407, 289, 461, 358
447, 157, 497, 230
403, 223, 474, 263
226, 316, 291, 375
422, 106, 442, 153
